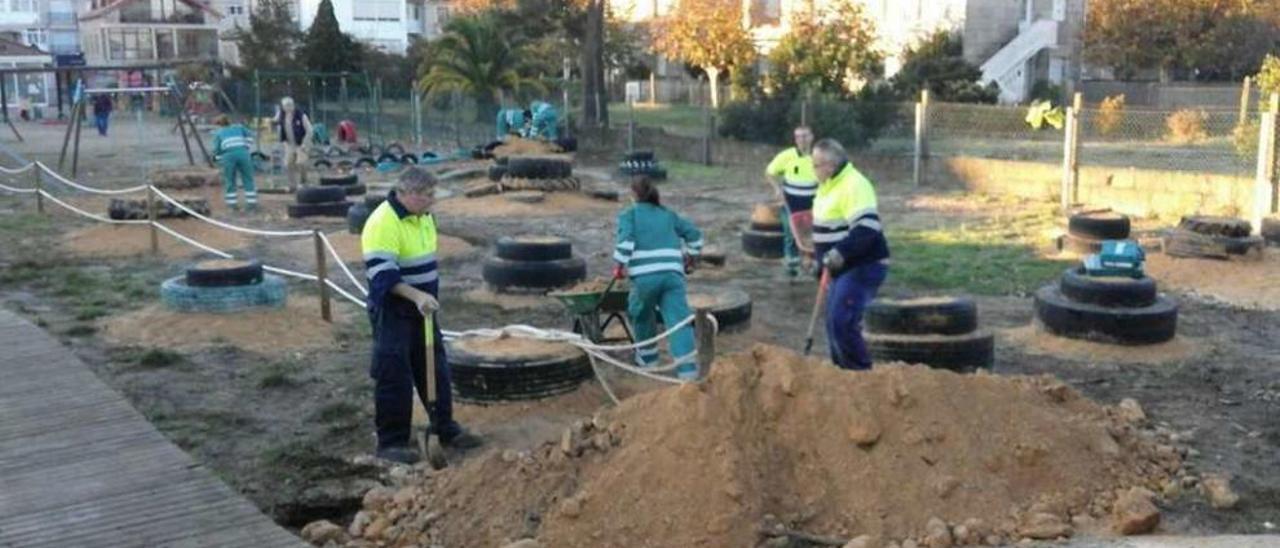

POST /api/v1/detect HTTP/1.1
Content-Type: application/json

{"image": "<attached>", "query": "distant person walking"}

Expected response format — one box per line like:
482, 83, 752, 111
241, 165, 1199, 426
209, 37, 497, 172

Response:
212, 115, 258, 213
92, 94, 113, 136
275, 97, 313, 192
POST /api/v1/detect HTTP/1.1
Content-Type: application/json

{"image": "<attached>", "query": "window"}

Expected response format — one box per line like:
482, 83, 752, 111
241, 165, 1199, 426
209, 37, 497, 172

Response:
228, 5, 244, 15
106, 28, 155, 61
22, 29, 46, 48
437, 6, 449, 24
353, 0, 401, 22
7, 0, 35, 13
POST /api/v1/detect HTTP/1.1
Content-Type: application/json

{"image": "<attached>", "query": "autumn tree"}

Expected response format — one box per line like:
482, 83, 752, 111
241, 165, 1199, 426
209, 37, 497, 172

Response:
652, 0, 756, 108
767, 0, 880, 98
891, 29, 997, 103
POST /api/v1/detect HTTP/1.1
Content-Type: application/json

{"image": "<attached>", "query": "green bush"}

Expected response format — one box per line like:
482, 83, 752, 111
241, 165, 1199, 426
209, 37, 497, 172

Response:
718, 99, 793, 145
718, 88, 900, 149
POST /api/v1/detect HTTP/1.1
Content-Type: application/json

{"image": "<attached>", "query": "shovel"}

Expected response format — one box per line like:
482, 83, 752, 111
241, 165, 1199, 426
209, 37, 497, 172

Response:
803, 268, 831, 356
417, 311, 448, 470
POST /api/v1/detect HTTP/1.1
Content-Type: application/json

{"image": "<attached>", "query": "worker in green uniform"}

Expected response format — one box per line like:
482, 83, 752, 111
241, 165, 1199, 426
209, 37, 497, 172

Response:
613, 177, 704, 380
211, 115, 257, 212
764, 126, 817, 277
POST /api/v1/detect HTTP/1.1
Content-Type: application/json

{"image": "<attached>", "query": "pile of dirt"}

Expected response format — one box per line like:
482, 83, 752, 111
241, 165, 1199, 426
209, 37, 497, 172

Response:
325, 344, 1183, 547
1145, 250, 1280, 310
440, 184, 619, 218
554, 277, 629, 295
1003, 325, 1203, 365
100, 296, 342, 354
491, 138, 562, 157
61, 219, 249, 259
452, 334, 581, 359
148, 167, 220, 189
461, 288, 559, 311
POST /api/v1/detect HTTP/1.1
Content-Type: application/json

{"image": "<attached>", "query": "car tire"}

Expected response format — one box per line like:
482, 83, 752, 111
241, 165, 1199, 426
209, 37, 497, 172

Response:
866, 330, 994, 373
384, 142, 406, 156
1059, 267, 1157, 308
507, 157, 571, 179
400, 153, 419, 165
286, 201, 352, 218
354, 157, 376, 169
488, 164, 507, 182
347, 203, 370, 234
865, 296, 978, 336
447, 337, 593, 402
312, 159, 332, 170
1034, 285, 1177, 345
364, 193, 388, 209
1262, 216, 1280, 246
376, 152, 400, 164
185, 258, 264, 288
1165, 229, 1264, 260
1068, 211, 1130, 240
1179, 215, 1251, 238
495, 236, 573, 262
742, 228, 784, 259
342, 183, 367, 196
296, 186, 347, 204
319, 174, 358, 187
684, 285, 752, 331
160, 274, 287, 313
482, 256, 586, 291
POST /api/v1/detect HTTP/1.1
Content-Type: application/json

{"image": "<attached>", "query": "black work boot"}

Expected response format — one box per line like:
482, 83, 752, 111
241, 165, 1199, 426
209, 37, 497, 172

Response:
436, 426, 483, 449
375, 445, 420, 465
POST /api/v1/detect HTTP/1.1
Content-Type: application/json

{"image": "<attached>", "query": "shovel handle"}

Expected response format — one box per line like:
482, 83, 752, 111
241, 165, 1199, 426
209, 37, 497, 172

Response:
423, 312, 436, 408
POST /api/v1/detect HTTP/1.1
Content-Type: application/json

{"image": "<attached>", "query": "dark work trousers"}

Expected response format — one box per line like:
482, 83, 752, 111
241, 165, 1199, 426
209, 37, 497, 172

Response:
368, 299, 459, 450
825, 260, 889, 370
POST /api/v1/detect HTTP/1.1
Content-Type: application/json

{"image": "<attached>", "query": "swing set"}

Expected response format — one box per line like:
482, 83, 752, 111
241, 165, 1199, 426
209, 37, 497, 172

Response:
58, 76, 213, 177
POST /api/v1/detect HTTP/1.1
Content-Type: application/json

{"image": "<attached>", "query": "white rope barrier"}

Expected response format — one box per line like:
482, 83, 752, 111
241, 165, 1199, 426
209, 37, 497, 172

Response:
152, 222, 233, 258
264, 264, 318, 282
38, 190, 150, 225
586, 354, 622, 405
325, 278, 368, 308
150, 186, 314, 238
0, 181, 36, 194
0, 163, 33, 175
36, 162, 148, 195
319, 231, 369, 296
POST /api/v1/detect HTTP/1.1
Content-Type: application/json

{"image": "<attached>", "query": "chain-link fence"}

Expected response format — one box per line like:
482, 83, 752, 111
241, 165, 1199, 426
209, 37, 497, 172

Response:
1077, 106, 1252, 177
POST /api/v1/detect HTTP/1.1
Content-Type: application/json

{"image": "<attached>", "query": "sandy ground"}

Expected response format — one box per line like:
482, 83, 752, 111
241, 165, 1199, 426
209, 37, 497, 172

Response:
1002, 324, 1205, 365
101, 296, 349, 355
1146, 249, 1280, 311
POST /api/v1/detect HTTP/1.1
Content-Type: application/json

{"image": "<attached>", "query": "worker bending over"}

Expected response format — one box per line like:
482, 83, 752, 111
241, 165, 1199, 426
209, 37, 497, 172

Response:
362, 167, 482, 464
211, 115, 257, 213
764, 126, 817, 277
528, 101, 559, 140
613, 177, 704, 380
811, 139, 890, 370
496, 108, 531, 140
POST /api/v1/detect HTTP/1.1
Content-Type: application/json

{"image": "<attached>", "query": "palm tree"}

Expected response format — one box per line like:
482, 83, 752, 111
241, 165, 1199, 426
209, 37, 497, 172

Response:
418, 14, 546, 123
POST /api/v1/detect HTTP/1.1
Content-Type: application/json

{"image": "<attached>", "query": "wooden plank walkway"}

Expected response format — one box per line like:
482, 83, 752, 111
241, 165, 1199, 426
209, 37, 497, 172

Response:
0, 310, 306, 548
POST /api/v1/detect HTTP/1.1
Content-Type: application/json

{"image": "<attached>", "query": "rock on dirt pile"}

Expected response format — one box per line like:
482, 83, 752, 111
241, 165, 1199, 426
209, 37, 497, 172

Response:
324, 345, 1181, 547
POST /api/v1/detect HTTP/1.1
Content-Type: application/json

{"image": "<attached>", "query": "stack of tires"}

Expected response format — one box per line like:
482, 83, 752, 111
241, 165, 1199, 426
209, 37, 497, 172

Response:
319, 173, 365, 197
488, 156, 574, 181
1263, 216, 1280, 246
742, 203, 785, 260
287, 186, 353, 218
108, 198, 209, 220
865, 297, 994, 372
618, 151, 667, 180
1060, 211, 1130, 255
346, 193, 388, 235
447, 336, 594, 403
160, 259, 287, 313
482, 236, 587, 292
1034, 266, 1177, 345
1165, 216, 1263, 260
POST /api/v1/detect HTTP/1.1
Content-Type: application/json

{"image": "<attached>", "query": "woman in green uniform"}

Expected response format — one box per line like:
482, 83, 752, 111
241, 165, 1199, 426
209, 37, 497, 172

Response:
612, 178, 704, 380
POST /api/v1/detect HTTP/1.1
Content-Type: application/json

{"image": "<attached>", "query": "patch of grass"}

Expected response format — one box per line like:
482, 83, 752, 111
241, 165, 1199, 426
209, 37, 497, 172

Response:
0, 212, 53, 234
310, 401, 362, 424
150, 408, 255, 450
256, 359, 303, 389
664, 160, 734, 184
64, 324, 97, 337
611, 102, 708, 137
75, 305, 109, 321
136, 348, 184, 369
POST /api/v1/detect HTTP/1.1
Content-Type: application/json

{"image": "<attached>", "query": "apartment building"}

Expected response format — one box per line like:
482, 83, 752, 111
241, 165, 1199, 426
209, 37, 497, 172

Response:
296, 0, 447, 55
78, 0, 223, 65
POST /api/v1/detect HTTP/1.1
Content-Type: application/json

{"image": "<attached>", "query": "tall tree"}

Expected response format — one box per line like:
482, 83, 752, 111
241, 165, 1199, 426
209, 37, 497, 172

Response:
767, 0, 881, 98
300, 0, 363, 73
652, 0, 756, 108
890, 29, 997, 103
418, 14, 546, 122
228, 0, 302, 72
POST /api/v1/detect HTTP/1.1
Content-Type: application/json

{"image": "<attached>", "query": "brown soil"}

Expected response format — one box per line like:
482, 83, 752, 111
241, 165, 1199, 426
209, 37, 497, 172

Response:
462, 288, 559, 311
100, 296, 343, 355
279, 231, 474, 267
491, 138, 562, 157
440, 184, 620, 218
61, 219, 250, 259
336, 344, 1181, 547
687, 293, 718, 309
556, 277, 629, 295
452, 334, 583, 360
194, 258, 252, 270
1003, 325, 1203, 365
877, 296, 959, 306
751, 202, 782, 226
1145, 250, 1280, 310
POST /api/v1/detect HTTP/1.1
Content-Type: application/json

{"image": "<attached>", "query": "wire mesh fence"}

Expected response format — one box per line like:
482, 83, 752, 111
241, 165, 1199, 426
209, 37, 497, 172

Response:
1077, 106, 1253, 177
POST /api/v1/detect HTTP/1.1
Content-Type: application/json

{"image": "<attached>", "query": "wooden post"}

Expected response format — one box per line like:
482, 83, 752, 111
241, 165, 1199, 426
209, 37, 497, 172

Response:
800, 98, 809, 127
314, 231, 332, 322
912, 100, 925, 187
147, 187, 159, 254
1071, 92, 1083, 205
649, 72, 657, 105
1253, 112, 1278, 234
32, 166, 42, 213
1239, 76, 1252, 126
412, 88, 422, 147
694, 308, 715, 380
70, 96, 83, 177
701, 105, 712, 165
627, 100, 635, 153
1061, 97, 1081, 213
919, 89, 930, 160
58, 97, 78, 168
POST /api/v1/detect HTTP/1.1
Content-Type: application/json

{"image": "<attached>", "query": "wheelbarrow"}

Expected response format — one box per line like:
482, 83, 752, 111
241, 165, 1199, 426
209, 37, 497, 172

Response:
548, 282, 633, 344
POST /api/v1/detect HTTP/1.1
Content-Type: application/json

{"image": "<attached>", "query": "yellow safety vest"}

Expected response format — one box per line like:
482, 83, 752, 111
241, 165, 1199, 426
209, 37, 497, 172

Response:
362, 191, 440, 305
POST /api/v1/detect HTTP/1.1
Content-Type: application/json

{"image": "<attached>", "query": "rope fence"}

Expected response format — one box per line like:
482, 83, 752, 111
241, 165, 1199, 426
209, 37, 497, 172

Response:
0, 158, 718, 390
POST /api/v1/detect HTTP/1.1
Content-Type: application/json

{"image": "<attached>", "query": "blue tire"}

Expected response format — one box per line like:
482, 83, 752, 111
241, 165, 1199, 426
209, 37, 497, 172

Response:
160, 274, 288, 313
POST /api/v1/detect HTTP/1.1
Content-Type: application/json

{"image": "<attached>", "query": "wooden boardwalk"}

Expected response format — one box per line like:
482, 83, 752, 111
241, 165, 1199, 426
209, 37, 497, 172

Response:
0, 310, 305, 548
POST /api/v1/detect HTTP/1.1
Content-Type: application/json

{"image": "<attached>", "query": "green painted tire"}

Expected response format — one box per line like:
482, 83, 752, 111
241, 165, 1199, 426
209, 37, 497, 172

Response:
160, 274, 288, 313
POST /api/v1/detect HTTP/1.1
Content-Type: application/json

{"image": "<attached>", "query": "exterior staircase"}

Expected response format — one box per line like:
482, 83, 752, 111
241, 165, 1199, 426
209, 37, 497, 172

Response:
980, 18, 1059, 103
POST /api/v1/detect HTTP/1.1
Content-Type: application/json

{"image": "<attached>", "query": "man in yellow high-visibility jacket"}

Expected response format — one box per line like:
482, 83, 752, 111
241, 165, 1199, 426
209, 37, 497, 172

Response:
362, 167, 481, 464
811, 138, 890, 370
764, 126, 816, 276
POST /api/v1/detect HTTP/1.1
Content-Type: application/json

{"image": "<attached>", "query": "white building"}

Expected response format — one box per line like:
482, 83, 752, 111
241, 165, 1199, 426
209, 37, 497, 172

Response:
0, 0, 80, 55
296, 0, 447, 55
611, 0, 1085, 103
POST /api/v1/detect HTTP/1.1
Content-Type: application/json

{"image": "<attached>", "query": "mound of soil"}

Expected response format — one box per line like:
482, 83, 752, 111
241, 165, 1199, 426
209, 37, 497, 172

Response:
1003, 325, 1202, 365
100, 296, 342, 354
461, 288, 559, 311
492, 138, 563, 157
61, 220, 249, 259
1145, 249, 1280, 310
332, 344, 1181, 547
439, 184, 619, 218
554, 277, 629, 295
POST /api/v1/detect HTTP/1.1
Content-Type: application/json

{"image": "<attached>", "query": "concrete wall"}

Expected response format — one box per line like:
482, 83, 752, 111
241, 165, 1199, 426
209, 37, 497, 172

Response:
962, 0, 1021, 66
586, 125, 1258, 219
